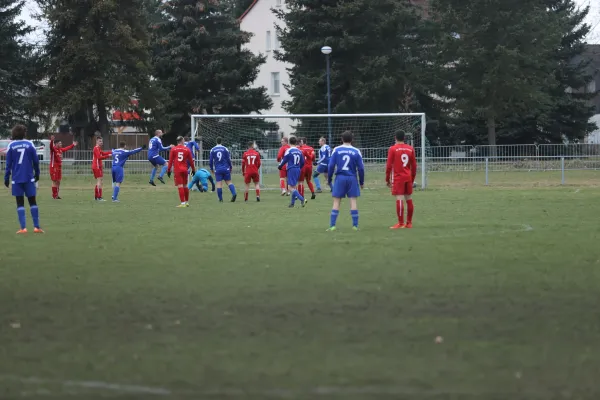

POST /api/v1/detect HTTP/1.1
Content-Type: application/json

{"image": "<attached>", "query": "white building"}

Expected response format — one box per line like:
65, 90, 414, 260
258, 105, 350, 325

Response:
239, 0, 294, 135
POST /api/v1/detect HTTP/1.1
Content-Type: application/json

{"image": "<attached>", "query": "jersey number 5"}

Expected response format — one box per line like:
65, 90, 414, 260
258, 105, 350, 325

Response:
114, 155, 120, 164
401, 153, 409, 167
177, 152, 184, 162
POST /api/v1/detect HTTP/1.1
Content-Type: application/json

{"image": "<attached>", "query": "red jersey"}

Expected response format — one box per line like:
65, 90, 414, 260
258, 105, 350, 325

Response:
92, 145, 112, 170
50, 140, 75, 169
168, 145, 194, 174
277, 144, 290, 163
386, 143, 417, 183
242, 149, 261, 175
300, 145, 315, 166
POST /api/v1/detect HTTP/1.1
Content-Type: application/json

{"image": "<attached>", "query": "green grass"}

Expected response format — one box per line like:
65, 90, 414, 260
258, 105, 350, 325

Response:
1, 173, 600, 399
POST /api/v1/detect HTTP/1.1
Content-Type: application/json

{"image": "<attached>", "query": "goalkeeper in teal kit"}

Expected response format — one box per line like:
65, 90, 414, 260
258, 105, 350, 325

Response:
188, 168, 215, 192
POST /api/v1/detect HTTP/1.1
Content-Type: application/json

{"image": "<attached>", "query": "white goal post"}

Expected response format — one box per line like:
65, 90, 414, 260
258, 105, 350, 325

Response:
191, 113, 428, 189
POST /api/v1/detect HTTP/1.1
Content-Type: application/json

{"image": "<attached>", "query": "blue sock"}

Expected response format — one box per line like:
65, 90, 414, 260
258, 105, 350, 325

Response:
330, 209, 339, 227
351, 209, 359, 227
150, 168, 156, 182
30, 206, 39, 229
113, 186, 120, 200
228, 183, 236, 196
295, 190, 305, 202
217, 188, 223, 201
290, 190, 296, 205
159, 165, 167, 178
314, 176, 321, 190
17, 207, 26, 229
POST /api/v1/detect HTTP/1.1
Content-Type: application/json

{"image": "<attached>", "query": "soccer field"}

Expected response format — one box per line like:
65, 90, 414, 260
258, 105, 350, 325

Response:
1, 174, 600, 399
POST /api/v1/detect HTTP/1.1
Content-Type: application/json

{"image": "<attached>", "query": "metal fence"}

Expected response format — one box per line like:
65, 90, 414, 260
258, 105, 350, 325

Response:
1, 144, 600, 186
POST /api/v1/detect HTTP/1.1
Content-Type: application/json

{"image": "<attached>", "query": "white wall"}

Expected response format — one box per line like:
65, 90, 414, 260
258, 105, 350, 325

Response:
584, 114, 600, 143
240, 0, 294, 135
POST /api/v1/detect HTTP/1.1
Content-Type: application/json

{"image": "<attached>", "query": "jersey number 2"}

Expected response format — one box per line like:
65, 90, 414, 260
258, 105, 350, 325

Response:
342, 155, 351, 170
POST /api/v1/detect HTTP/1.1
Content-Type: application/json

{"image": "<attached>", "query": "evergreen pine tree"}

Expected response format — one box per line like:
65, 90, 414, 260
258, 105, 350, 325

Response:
152, 0, 271, 140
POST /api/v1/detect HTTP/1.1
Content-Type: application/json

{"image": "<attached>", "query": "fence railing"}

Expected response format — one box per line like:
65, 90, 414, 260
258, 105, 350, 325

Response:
1, 145, 599, 186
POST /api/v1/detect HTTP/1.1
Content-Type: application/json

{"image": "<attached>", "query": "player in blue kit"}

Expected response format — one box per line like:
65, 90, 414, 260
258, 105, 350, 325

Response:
3, 124, 43, 234
278, 136, 307, 208
184, 137, 200, 173
209, 137, 237, 202
313, 137, 332, 193
111, 142, 146, 202
327, 131, 365, 231
188, 168, 215, 192
148, 129, 172, 186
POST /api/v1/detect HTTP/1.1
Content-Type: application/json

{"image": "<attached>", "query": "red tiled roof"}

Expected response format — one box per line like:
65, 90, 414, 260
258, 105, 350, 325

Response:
239, 0, 259, 21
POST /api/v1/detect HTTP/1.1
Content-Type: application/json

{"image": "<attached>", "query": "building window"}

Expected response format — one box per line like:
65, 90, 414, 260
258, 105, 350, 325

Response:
266, 31, 271, 51
271, 72, 280, 95
274, 33, 280, 50
275, 0, 282, 6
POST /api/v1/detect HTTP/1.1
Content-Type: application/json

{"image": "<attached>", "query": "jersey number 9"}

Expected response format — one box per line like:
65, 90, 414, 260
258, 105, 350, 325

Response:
401, 153, 409, 167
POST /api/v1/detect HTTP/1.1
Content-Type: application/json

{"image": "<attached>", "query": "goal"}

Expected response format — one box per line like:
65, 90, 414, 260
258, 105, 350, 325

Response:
191, 113, 428, 189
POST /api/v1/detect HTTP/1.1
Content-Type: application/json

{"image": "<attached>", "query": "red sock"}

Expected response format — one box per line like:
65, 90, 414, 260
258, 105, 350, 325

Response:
307, 181, 315, 193
99, 188, 102, 199
407, 199, 414, 223
396, 200, 404, 224
256, 188, 260, 198
178, 187, 185, 203
94, 186, 98, 199
184, 187, 190, 202
280, 179, 286, 190
299, 184, 304, 197
244, 191, 248, 201
52, 187, 57, 199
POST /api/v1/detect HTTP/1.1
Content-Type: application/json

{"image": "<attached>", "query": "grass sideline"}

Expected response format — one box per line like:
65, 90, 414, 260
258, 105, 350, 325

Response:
1, 173, 600, 399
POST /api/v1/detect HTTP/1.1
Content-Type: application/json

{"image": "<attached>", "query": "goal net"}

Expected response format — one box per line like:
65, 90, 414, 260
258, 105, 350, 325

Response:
191, 113, 428, 189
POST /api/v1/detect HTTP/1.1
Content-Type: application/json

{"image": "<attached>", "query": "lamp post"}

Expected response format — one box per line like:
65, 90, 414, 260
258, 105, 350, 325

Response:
321, 45, 332, 145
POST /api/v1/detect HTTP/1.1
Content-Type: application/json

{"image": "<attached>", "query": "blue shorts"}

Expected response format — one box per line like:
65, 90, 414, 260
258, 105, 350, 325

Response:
287, 168, 301, 187
149, 156, 166, 167
332, 176, 360, 198
112, 166, 124, 183
317, 164, 328, 174
214, 170, 231, 182
12, 182, 36, 197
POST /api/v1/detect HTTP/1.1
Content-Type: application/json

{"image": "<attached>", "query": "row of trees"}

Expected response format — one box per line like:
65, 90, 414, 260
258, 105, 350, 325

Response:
0, 0, 596, 146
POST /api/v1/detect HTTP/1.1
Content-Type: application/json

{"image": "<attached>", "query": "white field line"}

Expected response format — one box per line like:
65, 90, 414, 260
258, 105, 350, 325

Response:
0, 375, 553, 398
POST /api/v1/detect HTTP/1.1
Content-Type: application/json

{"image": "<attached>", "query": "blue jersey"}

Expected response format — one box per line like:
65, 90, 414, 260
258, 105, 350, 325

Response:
278, 147, 305, 171
148, 136, 170, 159
209, 145, 232, 172
318, 144, 332, 165
112, 147, 143, 168
185, 141, 200, 159
328, 145, 365, 186
4, 140, 40, 184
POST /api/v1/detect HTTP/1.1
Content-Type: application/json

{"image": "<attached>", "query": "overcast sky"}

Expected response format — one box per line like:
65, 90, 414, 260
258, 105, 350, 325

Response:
18, 0, 600, 44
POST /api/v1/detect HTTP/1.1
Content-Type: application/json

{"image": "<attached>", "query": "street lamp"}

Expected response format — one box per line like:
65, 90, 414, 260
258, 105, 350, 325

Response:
321, 45, 332, 145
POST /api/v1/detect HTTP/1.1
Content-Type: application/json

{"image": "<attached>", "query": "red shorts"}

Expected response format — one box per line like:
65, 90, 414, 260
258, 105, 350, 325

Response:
174, 171, 188, 186
244, 172, 260, 184
301, 166, 313, 182
279, 166, 287, 179
50, 168, 62, 182
392, 180, 413, 196
92, 168, 103, 179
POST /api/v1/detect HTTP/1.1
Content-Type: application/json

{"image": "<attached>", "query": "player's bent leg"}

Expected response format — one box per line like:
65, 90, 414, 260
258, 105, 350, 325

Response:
225, 179, 237, 202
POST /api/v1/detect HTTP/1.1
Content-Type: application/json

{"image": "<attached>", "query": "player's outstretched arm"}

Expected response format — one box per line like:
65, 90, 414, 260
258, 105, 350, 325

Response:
187, 150, 196, 175
29, 144, 40, 181
277, 153, 288, 170
4, 148, 12, 186
385, 147, 394, 184
62, 143, 76, 152
327, 152, 336, 186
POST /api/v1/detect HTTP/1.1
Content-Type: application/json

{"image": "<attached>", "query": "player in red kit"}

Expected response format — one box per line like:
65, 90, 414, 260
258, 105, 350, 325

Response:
386, 130, 417, 229
92, 136, 112, 201
241, 141, 261, 202
299, 137, 317, 200
167, 136, 195, 207
49, 135, 77, 199
276, 137, 290, 196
